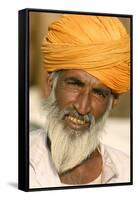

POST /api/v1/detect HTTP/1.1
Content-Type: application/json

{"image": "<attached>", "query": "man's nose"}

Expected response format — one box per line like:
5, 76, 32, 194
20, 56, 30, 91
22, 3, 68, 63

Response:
73, 89, 92, 115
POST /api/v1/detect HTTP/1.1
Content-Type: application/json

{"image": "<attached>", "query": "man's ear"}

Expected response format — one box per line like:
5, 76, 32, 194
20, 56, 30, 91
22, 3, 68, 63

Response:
112, 94, 120, 108
46, 73, 53, 94
43, 72, 53, 98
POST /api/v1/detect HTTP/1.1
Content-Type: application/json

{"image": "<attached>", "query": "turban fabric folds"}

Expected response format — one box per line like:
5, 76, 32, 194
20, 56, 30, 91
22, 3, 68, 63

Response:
41, 14, 130, 94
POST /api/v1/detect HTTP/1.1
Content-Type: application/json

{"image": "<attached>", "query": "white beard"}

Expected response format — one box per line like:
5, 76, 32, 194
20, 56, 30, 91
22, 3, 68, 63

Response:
43, 75, 113, 174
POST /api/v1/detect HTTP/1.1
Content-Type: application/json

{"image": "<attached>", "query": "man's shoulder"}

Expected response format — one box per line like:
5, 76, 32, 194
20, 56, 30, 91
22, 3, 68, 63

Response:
30, 128, 48, 151
30, 128, 46, 143
29, 129, 55, 188
102, 144, 129, 162
30, 128, 48, 167
102, 143, 130, 182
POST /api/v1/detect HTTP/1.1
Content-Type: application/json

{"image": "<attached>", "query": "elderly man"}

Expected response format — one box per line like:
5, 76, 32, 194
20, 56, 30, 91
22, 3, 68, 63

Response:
30, 14, 130, 188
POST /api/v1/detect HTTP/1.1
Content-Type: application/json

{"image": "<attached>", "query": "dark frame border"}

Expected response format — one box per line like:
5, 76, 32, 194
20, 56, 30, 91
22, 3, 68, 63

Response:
18, 9, 29, 191
18, 8, 133, 192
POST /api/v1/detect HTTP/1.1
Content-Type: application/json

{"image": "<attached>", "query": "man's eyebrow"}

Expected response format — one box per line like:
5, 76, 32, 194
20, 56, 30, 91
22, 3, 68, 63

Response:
64, 77, 85, 86
94, 87, 111, 95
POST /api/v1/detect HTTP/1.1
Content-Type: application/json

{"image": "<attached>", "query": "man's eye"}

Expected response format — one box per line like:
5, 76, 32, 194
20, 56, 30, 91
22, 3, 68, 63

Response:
95, 91, 105, 97
67, 81, 76, 85
67, 81, 78, 86
66, 80, 84, 87
93, 89, 108, 98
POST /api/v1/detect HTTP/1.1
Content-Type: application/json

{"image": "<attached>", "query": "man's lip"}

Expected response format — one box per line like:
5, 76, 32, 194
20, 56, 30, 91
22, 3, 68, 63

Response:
64, 115, 89, 130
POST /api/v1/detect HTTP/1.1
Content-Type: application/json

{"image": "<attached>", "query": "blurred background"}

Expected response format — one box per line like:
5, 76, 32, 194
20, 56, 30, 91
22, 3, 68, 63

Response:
29, 12, 131, 155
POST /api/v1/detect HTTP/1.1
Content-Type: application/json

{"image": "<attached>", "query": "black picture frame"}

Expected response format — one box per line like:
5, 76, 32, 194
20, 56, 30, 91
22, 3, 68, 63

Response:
18, 8, 133, 192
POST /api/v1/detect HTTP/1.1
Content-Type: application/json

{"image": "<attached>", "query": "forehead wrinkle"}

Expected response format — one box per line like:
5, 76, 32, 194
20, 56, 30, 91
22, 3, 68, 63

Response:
58, 69, 110, 90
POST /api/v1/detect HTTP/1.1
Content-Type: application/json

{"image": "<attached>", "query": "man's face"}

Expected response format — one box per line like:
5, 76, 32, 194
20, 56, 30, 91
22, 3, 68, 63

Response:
45, 69, 113, 173
55, 69, 111, 132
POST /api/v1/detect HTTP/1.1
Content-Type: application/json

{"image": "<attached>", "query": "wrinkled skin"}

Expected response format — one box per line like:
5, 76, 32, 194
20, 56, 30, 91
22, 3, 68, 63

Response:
46, 69, 118, 184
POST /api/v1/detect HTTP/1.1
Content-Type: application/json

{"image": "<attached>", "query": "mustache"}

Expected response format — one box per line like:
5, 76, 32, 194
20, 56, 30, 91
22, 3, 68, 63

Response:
60, 107, 95, 125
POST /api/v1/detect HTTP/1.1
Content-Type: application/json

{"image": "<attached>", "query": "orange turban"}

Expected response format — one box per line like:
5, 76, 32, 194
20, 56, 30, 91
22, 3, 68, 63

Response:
41, 14, 130, 94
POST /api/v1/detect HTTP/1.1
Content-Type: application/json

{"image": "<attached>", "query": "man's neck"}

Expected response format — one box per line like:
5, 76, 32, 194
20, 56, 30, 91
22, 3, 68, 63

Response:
59, 149, 102, 185
47, 136, 102, 185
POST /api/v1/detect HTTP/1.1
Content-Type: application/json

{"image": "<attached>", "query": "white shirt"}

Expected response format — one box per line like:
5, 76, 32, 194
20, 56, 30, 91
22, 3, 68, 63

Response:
29, 129, 130, 189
